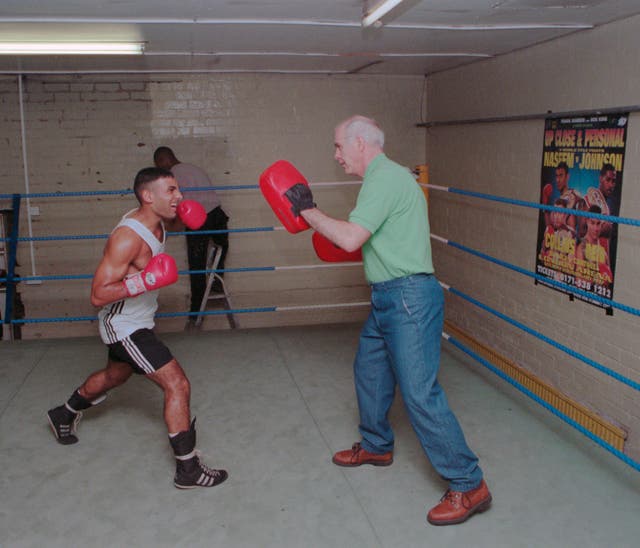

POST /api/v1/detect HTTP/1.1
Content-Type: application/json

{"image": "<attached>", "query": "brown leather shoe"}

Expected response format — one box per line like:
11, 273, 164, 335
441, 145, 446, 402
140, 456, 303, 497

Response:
332, 442, 393, 467
427, 480, 492, 526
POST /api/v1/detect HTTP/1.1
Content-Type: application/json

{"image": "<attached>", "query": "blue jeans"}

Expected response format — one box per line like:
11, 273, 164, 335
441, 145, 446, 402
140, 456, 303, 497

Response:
355, 273, 483, 491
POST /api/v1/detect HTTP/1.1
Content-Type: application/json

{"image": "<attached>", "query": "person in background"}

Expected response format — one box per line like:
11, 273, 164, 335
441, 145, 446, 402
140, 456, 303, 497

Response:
154, 147, 230, 325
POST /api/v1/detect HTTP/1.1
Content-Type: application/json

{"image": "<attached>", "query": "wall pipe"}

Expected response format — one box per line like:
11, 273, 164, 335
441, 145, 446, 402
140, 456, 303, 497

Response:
417, 104, 640, 128
0, 17, 592, 31
17, 75, 39, 281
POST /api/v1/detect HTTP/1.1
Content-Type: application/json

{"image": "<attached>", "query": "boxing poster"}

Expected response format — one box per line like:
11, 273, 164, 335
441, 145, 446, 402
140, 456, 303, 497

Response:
535, 113, 627, 310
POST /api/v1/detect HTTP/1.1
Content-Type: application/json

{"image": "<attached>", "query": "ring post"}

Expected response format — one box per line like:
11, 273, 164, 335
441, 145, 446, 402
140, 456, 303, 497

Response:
415, 164, 429, 203
2, 194, 21, 341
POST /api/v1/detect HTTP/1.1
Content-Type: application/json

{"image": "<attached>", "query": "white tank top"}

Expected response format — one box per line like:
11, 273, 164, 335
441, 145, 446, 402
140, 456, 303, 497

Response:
98, 211, 166, 344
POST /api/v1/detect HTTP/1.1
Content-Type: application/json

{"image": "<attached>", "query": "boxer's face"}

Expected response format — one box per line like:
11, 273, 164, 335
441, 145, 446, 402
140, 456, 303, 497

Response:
555, 168, 569, 192
599, 170, 616, 197
586, 217, 602, 239
149, 176, 183, 220
550, 210, 565, 229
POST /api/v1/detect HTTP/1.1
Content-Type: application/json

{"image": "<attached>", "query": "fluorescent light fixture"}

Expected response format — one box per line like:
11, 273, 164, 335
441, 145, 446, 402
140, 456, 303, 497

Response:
0, 42, 145, 55
362, 0, 407, 28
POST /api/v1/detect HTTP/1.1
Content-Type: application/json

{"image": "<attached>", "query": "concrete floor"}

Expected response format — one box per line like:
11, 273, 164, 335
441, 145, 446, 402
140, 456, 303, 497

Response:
1, 323, 639, 548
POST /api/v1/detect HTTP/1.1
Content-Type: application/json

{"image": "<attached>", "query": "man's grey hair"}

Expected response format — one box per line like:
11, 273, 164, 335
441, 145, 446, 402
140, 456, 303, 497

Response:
342, 115, 385, 148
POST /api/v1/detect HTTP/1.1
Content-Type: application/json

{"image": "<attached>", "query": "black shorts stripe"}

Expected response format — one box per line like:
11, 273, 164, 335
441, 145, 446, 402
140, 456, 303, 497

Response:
103, 300, 124, 344
121, 336, 155, 374
107, 328, 173, 375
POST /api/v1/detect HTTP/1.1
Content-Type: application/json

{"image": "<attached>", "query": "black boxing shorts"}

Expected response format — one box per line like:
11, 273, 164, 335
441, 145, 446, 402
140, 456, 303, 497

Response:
107, 328, 174, 375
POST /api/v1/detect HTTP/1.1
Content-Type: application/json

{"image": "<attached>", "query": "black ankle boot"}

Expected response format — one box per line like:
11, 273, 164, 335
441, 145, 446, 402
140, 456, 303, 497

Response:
169, 418, 228, 489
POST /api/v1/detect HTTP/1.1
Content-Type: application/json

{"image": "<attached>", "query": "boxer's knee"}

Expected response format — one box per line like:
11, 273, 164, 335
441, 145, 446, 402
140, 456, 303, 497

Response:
170, 373, 191, 399
157, 360, 191, 399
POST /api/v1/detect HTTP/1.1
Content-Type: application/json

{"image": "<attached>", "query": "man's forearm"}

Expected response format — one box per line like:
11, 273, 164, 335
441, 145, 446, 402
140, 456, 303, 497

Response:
301, 208, 369, 252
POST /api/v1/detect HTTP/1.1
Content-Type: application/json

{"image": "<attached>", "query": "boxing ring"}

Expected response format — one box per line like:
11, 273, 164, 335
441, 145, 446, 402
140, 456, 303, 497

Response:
0, 174, 640, 471
1, 174, 640, 546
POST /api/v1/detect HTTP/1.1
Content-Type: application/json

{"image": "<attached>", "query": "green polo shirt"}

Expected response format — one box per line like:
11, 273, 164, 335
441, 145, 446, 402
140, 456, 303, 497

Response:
348, 153, 434, 284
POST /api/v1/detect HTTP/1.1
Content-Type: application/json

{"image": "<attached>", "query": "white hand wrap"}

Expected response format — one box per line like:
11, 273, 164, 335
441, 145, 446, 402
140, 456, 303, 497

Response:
123, 272, 146, 297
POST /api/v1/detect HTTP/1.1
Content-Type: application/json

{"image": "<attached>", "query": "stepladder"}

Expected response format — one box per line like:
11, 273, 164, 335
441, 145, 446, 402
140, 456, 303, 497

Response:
194, 242, 237, 329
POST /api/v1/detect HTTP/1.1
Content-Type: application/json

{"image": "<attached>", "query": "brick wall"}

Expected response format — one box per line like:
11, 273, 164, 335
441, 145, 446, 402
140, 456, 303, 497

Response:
0, 73, 425, 338
425, 15, 640, 460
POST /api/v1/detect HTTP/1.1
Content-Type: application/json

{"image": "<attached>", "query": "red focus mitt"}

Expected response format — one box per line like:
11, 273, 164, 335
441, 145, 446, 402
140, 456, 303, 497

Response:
123, 253, 179, 297
177, 200, 207, 230
259, 160, 312, 233
312, 231, 362, 263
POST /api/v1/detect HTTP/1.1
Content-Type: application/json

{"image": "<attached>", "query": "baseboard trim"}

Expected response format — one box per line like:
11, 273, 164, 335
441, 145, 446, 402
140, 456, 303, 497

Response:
444, 320, 627, 452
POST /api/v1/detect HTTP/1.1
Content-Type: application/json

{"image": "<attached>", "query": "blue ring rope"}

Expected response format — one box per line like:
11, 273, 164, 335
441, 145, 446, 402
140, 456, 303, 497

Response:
3, 263, 358, 283
445, 285, 640, 391
0, 182, 358, 200
438, 185, 640, 227
445, 333, 640, 472
0, 189, 133, 199
157, 307, 275, 318
4, 188, 637, 245
2, 226, 276, 243
12, 307, 278, 324
441, 237, 639, 316
1, 266, 281, 283
2, 264, 343, 283
0, 185, 260, 200
4, 182, 637, 225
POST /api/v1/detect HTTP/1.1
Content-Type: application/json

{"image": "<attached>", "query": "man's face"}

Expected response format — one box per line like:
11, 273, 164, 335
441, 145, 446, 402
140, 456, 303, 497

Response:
334, 125, 361, 176
599, 169, 616, 197
147, 176, 183, 220
555, 168, 569, 192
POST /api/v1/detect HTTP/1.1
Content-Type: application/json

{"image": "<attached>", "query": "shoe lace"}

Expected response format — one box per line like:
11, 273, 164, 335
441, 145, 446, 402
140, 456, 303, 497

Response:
440, 489, 469, 509
351, 442, 363, 456
194, 450, 225, 479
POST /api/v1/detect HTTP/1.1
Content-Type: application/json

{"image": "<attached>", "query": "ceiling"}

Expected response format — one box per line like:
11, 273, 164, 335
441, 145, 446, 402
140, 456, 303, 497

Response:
0, 0, 639, 76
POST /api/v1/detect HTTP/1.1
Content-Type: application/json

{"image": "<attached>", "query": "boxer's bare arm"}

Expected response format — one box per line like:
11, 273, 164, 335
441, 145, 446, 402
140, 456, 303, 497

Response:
90, 228, 146, 307
302, 208, 370, 252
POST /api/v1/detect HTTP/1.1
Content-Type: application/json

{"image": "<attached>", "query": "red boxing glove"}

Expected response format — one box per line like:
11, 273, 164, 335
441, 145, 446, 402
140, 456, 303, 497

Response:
312, 231, 362, 263
123, 253, 179, 297
541, 183, 553, 205
177, 200, 207, 230
259, 160, 311, 233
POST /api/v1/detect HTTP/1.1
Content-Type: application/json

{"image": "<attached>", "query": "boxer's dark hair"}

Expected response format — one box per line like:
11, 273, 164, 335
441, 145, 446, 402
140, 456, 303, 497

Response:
556, 161, 569, 174
133, 166, 174, 203
153, 146, 177, 164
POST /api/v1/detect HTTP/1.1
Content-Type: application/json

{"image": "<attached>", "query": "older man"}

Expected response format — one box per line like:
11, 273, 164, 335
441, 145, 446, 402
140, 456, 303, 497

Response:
287, 115, 491, 526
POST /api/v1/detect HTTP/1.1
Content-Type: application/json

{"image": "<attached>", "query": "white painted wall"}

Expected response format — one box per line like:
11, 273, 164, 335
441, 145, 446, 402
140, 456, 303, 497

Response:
426, 15, 640, 460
